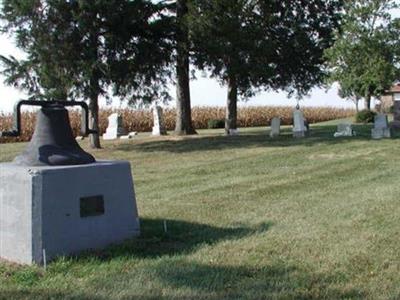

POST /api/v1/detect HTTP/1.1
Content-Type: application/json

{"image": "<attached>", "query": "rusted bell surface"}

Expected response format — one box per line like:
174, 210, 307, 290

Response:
14, 104, 95, 166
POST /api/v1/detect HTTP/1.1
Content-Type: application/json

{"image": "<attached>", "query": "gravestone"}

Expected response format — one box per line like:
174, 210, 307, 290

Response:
270, 117, 281, 137
103, 113, 127, 140
152, 106, 167, 136
229, 128, 239, 135
120, 131, 138, 140
391, 100, 400, 129
371, 114, 391, 139
334, 123, 354, 137
293, 109, 306, 138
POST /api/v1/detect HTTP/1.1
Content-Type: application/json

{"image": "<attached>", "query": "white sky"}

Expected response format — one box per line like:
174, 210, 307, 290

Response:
1, 7, 399, 113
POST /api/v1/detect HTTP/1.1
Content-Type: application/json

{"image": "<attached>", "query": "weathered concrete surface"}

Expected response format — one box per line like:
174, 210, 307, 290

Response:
0, 161, 140, 265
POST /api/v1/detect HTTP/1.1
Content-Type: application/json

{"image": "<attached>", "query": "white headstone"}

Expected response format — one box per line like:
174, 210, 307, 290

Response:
293, 110, 305, 138
371, 114, 391, 139
152, 106, 167, 136
270, 117, 281, 137
103, 113, 126, 140
334, 123, 354, 137
120, 132, 138, 140
229, 128, 239, 135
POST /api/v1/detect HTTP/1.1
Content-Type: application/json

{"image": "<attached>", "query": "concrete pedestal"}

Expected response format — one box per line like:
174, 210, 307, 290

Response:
0, 161, 140, 265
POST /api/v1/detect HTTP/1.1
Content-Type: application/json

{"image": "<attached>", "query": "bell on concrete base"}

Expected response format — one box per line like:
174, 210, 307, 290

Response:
14, 105, 95, 166
0, 100, 140, 265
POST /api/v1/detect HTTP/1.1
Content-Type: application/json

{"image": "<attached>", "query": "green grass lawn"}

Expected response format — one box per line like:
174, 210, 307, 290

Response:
0, 121, 399, 299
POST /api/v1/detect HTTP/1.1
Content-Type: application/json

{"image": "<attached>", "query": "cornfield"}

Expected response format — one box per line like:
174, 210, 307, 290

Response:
0, 106, 355, 143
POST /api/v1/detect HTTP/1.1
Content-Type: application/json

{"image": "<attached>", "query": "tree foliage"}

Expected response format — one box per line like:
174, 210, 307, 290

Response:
338, 86, 362, 111
1, 0, 174, 103
188, 0, 343, 133
324, 0, 400, 110
0, 0, 174, 147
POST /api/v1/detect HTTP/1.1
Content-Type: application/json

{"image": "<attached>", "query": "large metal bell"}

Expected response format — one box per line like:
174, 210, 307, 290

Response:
1, 100, 96, 166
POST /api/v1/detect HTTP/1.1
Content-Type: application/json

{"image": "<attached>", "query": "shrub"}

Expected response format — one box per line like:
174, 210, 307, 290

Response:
207, 119, 225, 129
355, 109, 376, 123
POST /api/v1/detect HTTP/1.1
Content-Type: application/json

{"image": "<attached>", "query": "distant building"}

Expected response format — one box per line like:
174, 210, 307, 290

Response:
380, 83, 400, 111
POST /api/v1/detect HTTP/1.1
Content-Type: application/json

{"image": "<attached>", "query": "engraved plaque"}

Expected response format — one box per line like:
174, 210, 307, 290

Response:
80, 195, 105, 217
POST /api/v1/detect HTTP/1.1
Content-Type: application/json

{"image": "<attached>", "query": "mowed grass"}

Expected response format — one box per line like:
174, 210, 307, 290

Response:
0, 121, 399, 299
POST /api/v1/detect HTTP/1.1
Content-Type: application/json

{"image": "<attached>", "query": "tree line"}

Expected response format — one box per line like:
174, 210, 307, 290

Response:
1, 0, 399, 148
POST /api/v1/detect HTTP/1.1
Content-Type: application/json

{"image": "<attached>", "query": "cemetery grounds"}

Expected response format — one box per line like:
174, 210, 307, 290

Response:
0, 119, 399, 299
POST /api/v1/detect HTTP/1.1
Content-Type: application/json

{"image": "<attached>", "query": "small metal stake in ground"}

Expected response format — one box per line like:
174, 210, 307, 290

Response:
163, 220, 168, 233
43, 249, 47, 270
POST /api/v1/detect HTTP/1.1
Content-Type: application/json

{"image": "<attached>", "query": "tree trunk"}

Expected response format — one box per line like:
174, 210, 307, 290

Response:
88, 92, 101, 149
88, 67, 101, 148
364, 93, 371, 111
88, 28, 101, 149
174, 0, 196, 135
355, 100, 359, 112
225, 73, 238, 135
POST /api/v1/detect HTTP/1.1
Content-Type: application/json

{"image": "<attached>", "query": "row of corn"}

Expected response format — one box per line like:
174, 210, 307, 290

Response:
0, 106, 355, 143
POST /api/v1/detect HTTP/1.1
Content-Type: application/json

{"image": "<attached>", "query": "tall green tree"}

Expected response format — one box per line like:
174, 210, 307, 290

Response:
189, 0, 343, 134
0, 1, 81, 101
174, 0, 197, 135
325, 0, 400, 110
1, 0, 173, 148
338, 87, 362, 112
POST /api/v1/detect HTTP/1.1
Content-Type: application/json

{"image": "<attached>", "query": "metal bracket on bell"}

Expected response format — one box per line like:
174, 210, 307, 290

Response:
0, 100, 97, 138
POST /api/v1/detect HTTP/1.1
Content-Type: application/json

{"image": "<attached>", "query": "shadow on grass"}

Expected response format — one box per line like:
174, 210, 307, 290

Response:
0, 260, 367, 300
81, 218, 364, 299
0, 218, 367, 299
115, 124, 398, 154
148, 260, 365, 299
77, 218, 272, 261
0, 290, 105, 300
